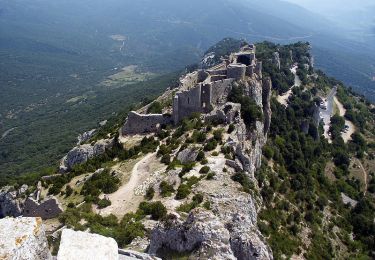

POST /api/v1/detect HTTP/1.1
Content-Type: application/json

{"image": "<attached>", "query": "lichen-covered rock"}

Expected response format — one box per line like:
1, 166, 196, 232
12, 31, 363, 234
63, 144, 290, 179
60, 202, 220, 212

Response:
0, 187, 23, 218
177, 148, 199, 164
0, 217, 52, 260
149, 208, 236, 260
59, 138, 114, 172
57, 229, 118, 260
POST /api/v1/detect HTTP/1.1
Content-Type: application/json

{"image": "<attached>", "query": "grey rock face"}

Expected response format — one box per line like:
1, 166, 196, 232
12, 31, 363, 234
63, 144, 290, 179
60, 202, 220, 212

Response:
149, 208, 236, 260
0, 187, 23, 218
77, 129, 96, 145
205, 102, 241, 125
0, 217, 52, 260
177, 148, 199, 164
59, 138, 114, 172
272, 52, 281, 70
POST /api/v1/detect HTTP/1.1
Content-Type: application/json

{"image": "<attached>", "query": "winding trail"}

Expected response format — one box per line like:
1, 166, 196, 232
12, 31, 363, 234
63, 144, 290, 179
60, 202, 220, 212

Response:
334, 97, 355, 143
99, 153, 156, 217
277, 65, 301, 107
355, 159, 368, 195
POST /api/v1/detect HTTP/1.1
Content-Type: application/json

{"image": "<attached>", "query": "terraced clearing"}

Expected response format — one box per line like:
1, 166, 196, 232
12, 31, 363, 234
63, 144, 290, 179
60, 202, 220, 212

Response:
100, 65, 156, 89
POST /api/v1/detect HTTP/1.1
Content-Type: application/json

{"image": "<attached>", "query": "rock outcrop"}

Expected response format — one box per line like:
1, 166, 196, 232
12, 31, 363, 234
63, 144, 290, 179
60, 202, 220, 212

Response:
0, 187, 24, 218
177, 148, 199, 164
57, 229, 119, 260
77, 129, 96, 145
0, 217, 52, 260
149, 209, 236, 259
59, 138, 114, 172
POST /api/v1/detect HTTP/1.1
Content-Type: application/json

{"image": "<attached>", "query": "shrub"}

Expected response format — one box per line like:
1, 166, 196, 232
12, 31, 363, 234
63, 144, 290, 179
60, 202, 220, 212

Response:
159, 181, 174, 197
147, 101, 163, 114
204, 139, 217, 151
231, 172, 254, 193
196, 151, 205, 161
192, 194, 204, 204
97, 199, 111, 209
161, 154, 171, 165
139, 201, 167, 220
213, 129, 224, 141
145, 187, 155, 200
203, 201, 211, 210
228, 124, 235, 134
263, 145, 274, 160
211, 151, 219, 156
206, 172, 216, 180
65, 185, 73, 197
175, 184, 191, 200
199, 166, 210, 174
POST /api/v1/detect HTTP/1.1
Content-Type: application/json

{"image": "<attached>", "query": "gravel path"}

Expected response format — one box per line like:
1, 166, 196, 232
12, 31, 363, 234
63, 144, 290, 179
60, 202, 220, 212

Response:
277, 65, 301, 107
100, 153, 156, 217
334, 97, 355, 143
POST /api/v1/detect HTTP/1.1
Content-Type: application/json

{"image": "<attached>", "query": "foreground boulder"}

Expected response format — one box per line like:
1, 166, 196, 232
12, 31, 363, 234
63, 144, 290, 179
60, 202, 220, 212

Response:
0, 217, 52, 260
57, 229, 118, 260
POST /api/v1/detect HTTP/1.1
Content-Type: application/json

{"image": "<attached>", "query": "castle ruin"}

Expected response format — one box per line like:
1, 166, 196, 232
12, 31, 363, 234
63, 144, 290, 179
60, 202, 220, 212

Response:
122, 44, 265, 135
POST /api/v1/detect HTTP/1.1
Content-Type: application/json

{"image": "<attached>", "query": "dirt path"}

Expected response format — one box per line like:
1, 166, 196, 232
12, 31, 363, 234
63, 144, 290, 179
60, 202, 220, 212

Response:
334, 97, 355, 143
99, 153, 156, 217
277, 65, 300, 107
356, 159, 368, 195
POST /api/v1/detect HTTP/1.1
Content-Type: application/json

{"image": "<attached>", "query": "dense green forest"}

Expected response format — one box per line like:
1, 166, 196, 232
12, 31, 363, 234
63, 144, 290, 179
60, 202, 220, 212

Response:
255, 42, 375, 259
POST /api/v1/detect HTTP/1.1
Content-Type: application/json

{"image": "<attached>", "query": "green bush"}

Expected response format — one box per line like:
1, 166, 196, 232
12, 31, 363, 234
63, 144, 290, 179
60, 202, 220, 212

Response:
204, 139, 217, 151
147, 101, 163, 114
97, 199, 111, 209
159, 181, 174, 197
196, 151, 205, 161
199, 166, 210, 174
175, 184, 191, 200
206, 172, 215, 180
145, 187, 155, 200
161, 154, 171, 165
139, 201, 167, 220
231, 172, 254, 193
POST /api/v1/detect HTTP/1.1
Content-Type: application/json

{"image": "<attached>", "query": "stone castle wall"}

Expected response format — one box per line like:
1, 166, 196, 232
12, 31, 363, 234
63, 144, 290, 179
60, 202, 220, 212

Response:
23, 197, 63, 220
122, 111, 173, 135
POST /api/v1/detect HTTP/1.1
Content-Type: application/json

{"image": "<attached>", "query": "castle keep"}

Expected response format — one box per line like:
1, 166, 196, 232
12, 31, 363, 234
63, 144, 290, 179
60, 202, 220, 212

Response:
122, 44, 264, 135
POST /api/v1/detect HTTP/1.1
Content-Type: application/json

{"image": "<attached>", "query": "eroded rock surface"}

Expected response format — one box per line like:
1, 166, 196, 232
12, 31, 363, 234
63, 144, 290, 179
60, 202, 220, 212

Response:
0, 217, 52, 260
59, 138, 114, 172
0, 187, 23, 218
57, 229, 118, 260
149, 208, 236, 260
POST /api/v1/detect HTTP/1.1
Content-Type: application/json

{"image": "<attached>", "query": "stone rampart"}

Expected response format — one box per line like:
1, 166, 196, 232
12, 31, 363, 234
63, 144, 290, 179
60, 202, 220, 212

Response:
122, 111, 173, 135
23, 197, 63, 220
